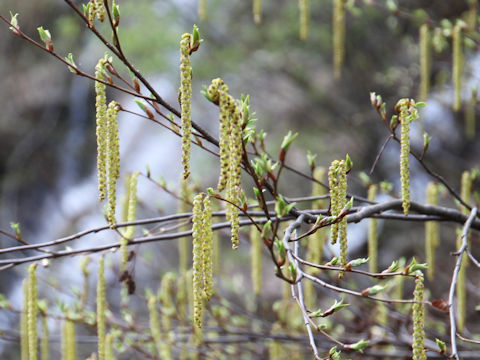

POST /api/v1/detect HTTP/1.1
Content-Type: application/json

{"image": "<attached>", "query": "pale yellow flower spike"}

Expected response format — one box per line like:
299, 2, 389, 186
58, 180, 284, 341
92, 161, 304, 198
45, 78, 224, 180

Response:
95, 60, 108, 202
412, 274, 426, 360
333, 0, 346, 79
250, 226, 262, 297
425, 182, 439, 280
62, 319, 76, 360
452, 22, 463, 112
180, 33, 193, 180
418, 24, 430, 102
367, 184, 378, 273
299, 0, 309, 41
27, 264, 38, 360
253, 0, 262, 24
192, 193, 205, 330
21, 280, 29, 360
97, 255, 106, 360
106, 101, 120, 226
198, 0, 206, 21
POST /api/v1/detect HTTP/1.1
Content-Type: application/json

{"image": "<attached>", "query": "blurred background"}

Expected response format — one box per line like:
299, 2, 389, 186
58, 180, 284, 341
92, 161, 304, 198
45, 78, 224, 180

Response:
0, 0, 479, 358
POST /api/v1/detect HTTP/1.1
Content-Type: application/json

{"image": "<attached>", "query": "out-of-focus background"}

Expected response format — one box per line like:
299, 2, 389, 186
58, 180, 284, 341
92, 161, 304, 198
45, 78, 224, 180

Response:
0, 0, 479, 358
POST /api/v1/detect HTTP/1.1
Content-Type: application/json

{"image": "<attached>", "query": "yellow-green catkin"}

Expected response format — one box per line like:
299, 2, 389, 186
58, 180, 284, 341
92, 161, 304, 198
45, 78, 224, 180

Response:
207, 78, 243, 249
308, 167, 327, 270
87, 0, 106, 24
179, 178, 192, 275
202, 195, 214, 300
425, 182, 439, 280
27, 264, 38, 360
268, 322, 285, 359
299, 0, 309, 41
333, 0, 346, 79
419, 24, 430, 102
62, 319, 76, 360
452, 22, 463, 112
412, 274, 426, 360
253, 0, 262, 24
105, 101, 120, 225
121, 172, 139, 268
465, 88, 477, 139
105, 332, 114, 360
192, 193, 205, 330
250, 226, 262, 297
467, 0, 478, 33
368, 184, 378, 273
80, 257, 90, 311
198, 0, 206, 21
328, 160, 347, 267
457, 170, 472, 332
41, 313, 49, 360
396, 98, 419, 215
21, 280, 29, 360
95, 60, 108, 202
97, 256, 106, 360
180, 33, 193, 180
147, 292, 164, 358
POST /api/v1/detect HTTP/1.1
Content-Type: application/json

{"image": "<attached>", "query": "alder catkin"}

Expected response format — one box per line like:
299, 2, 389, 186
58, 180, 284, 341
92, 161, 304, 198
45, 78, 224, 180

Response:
396, 98, 419, 215
250, 226, 262, 297
21, 280, 29, 360
147, 292, 164, 358
253, 0, 262, 24
308, 167, 327, 270
27, 264, 38, 360
198, 0, 206, 21
202, 195, 214, 300
121, 172, 138, 269
62, 319, 76, 360
41, 314, 49, 360
95, 60, 108, 202
97, 255, 106, 360
299, 0, 309, 41
418, 24, 430, 102
328, 160, 347, 267
367, 184, 378, 273
452, 22, 463, 112
180, 33, 193, 180
333, 0, 346, 79
425, 182, 439, 280
106, 101, 120, 225
412, 274, 426, 360
192, 193, 205, 330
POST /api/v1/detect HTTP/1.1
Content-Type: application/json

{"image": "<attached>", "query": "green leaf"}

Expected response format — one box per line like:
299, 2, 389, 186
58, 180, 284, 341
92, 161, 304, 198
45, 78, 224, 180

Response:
280, 131, 298, 151
37, 26, 51, 44
345, 154, 353, 172
347, 339, 370, 353
415, 101, 427, 108
9, 11, 19, 31
347, 257, 369, 268
64, 53, 77, 73
363, 284, 387, 296
435, 338, 447, 354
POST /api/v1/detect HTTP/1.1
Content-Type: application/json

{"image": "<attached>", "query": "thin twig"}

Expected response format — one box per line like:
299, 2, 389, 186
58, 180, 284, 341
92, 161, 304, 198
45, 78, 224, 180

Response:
448, 207, 477, 360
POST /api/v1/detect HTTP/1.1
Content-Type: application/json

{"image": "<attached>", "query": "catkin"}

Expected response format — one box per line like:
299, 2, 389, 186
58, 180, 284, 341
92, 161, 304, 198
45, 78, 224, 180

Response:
106, 101, 120, 226
97, 256, 106, 360
308, 167, 327, 270
328, 160, 347, 267
41, 314, 49, 360
250, 226, 262, 297
21, 280, 29, 360
367, 184, 378, 273
95, 61, 108, 202
253, 0, 262, 24
452, 23, 463, 112
299, 0, 309, 41
418, 24, 430, 102
27, 264, 38, 360
192, 193, 205, 330
147, 292, 164, 358
333, 0, 346, 79
198, 0, 206, 21
62, 319, 76, 360
425, 182, 439, 280
202, 195, 214, 300
105, 332, 114, 360
412, 274, 426, 360
180, 33, 193, 180
396, 99, 419, 215
121, 172, 139, 269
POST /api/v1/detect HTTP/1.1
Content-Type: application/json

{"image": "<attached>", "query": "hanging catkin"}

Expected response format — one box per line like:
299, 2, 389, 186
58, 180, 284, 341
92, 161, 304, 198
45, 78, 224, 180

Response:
253, 0, 262, 24
299, 0, 309, 41
412, 274, 426, 360
333, 0, 345, 79
452, 22, 463, 112
27, 264, 38, 360
367, 184, 378, 273
97, 256, 106, 360
425, 182, 439, 280
418, 24, 430, 102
